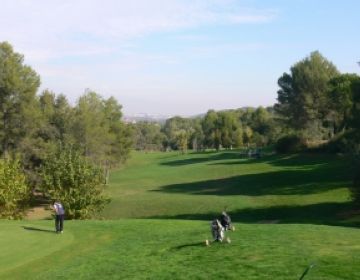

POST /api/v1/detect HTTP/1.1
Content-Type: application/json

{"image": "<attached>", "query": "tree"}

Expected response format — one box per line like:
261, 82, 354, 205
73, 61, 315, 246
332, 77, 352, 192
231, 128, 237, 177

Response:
275, 51, 339, 139
190, 118, 205, 151
326, 74, 360, 136
162, 116, 193, 150
202, 110, 220, 150
40, 145, 110, 219
0, 42, 41, 158
53, 94, 74, 144
217, 111, 239, 149
350, 75, 360, 132
71, 91, 132, 167
72, 91, 110, 163
103, 97, 132, 165
243, 126, 253, 146
132, 121, 166, 151
175, 130, 188, 154
0, 158, 29, 218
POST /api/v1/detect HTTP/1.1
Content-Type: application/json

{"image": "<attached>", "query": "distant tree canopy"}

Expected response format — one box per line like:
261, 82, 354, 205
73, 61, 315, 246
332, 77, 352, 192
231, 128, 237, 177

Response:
132, 121, 166, 151
131, 107, 282, 153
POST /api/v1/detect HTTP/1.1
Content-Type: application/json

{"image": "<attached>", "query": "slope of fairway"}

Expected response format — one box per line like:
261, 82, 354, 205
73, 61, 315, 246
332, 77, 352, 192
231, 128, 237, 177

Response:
1, 219, 360, 280
102, 151, 356, 227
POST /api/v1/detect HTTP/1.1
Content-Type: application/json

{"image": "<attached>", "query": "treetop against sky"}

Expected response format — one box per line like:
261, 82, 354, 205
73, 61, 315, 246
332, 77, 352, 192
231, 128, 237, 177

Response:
1, 0, 359, 116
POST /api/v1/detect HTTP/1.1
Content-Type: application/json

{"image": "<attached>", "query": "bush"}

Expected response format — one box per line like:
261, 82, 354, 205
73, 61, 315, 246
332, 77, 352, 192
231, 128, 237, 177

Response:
0, 158, 29, 219
351, 157, 360, 207
312, 130, 360, 154
275, 135, 306, 154
40, 146, 110, 219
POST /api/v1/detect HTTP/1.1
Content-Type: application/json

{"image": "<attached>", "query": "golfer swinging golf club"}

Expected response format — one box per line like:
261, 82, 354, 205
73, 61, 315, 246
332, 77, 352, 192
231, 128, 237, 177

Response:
53, 200, 65, 233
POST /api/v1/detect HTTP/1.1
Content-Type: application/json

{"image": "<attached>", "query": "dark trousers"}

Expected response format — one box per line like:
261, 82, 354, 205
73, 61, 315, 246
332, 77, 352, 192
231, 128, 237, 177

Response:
55, 214, 64, 232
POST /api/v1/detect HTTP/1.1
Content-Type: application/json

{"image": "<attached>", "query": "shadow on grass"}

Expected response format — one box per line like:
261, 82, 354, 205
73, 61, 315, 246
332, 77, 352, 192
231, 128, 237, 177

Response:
152, 163, 351, 196
172, 241, 205, 250
161, 151, 250, 166
161, 152, 344, 168
148, 202, 360, 228
22, 226, 55, 233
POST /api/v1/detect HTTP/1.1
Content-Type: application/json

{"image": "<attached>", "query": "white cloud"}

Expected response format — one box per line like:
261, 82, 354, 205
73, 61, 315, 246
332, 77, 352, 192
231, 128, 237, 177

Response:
0, 0, 276, 61
0, 0, 278, 114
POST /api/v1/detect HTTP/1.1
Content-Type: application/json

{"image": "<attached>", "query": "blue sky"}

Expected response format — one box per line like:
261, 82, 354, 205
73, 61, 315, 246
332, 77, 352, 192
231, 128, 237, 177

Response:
1, 0, 359, 116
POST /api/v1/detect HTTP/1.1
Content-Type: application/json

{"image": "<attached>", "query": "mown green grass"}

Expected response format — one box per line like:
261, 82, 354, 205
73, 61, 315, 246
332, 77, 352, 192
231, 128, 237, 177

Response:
1, 150, 360, 279
1, 219, 360, 279
103, 151, 356, 227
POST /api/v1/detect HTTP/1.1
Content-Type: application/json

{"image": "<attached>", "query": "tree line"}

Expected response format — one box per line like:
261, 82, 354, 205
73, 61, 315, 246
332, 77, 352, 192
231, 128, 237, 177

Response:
132, 107, 281, 153
132, 52, 360, 155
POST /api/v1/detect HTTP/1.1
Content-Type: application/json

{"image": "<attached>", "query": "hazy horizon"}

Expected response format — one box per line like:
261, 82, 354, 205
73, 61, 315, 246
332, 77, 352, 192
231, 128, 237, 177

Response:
1, 0, 359, 116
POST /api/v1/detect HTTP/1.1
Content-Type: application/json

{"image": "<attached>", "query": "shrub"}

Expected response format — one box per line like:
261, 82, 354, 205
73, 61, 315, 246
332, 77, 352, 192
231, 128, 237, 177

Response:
351, 157, 360, 207
40, 146, 110, 219
275, 135, 306, 154
313, 130, 360, 154
0, 158, 29, 219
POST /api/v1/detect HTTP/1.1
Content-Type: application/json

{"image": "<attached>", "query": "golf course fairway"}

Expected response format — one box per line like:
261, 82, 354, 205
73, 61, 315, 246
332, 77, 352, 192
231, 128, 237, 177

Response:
1, 151, 359, 279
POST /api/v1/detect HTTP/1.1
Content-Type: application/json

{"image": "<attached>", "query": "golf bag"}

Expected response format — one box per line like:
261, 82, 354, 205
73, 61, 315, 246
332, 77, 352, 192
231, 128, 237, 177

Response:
211, 219, 224, 242
219, 211, 232, 231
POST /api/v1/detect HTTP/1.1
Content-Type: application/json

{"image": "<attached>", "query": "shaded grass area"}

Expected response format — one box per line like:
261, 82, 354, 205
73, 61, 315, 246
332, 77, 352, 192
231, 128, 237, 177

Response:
1, 219, 360, 280
149, 202, 360, 228
103, 151, 356, 227
152, 167, 348, 196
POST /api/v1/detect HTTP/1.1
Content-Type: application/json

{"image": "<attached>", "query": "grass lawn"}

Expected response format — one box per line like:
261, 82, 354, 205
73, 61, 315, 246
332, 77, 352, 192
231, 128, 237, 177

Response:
103, 151, 357, 227
1, 219, 360, 280
1, 150, 360, 279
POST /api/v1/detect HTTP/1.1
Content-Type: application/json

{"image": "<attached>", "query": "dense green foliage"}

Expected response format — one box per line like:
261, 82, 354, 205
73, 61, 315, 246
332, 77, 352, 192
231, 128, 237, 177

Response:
132, 121, 166, 151
0, 42, 132, 217
275, 135, 306, 154
275, 51, 339, 138
132, 107, 282, 153
0, 42, 41, 160
41, 146, 110, 219
0, 158, 28, 218
0, 42, 132, 169
352, 158, 360, 206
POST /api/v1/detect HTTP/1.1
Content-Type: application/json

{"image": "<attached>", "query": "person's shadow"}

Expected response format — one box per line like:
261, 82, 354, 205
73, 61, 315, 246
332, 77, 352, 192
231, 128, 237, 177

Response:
22, 226, 55, 233
172, 241, 205, 250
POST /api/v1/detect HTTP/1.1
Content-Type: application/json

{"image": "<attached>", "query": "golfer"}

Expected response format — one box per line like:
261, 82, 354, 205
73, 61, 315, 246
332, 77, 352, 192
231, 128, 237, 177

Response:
53, 200, 65, 233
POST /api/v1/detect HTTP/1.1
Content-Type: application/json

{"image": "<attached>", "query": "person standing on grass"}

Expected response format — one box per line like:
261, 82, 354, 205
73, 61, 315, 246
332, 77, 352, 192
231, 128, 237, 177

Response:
53, 200, 65, 233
